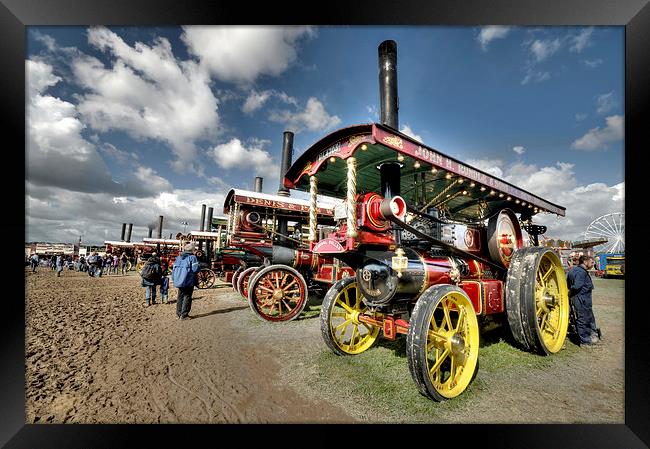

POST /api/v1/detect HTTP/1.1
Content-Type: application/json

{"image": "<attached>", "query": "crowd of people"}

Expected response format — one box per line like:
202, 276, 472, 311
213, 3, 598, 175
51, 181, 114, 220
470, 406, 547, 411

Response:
27, 244, 200, 320
27, 252, 133, 277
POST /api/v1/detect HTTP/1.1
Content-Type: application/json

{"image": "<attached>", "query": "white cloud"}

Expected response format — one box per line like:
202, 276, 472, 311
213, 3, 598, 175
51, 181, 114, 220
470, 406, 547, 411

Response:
72, 26, 220, 173
464, 159, 624, 241
400, 125, 423, 143
513, 146, 526, 155
268, 97, 341, 133
596, 92, 617, 114
181, 26, 315, 85
571, 115, 624, 150
242, 89, 297, 114
209, 138, 280, 180
466, 159, 504, 178
477, 26, 511, 51
575, 113, 587, 121
27, 183, 228, 245
570, 27, 594, 53
583, 58, 603, 68
521, 70, 551, 85
26, 59, 122, 194
529, 38, 562, 62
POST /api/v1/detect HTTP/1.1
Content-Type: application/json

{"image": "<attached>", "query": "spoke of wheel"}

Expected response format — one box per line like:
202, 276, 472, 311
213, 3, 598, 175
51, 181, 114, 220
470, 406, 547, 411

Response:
360, 321, 373, 333
335, 319, 352, 332
279, 272, 289, 288
429, 348, 451, 377
449, 356, 456, 387
542, 264, 555, 282
442, 300, 452, 331
343, 290, 351, 308
283, 279, 298, 291
428, 328, 447, 341
281, 299, 293, 313
351, 325, 359, 346
336, 297, 354, 314
455, 307, 466, 332
332, 311, 347, 318
539, 311, 548, 332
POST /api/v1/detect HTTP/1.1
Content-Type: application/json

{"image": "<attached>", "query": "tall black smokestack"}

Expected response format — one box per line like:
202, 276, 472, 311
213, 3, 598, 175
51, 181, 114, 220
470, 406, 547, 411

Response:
121, 223, 127, 241
378, 40, 399, 130
277, 131, 294, 197
157, 216, 164, 239
254, 177, 263, 193
148, 226, 153, 238
206, 207, 214, 232
199, 204, 206, 232
126, 223, 133, 243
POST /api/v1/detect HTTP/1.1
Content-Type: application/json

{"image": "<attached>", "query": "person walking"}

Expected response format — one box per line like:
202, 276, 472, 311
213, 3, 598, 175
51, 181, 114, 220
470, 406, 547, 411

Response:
566, 255, 601, 346
120, 252, 129, 275
140, 253, 162, 306
160, 266, 170, 304
112, 254, 119, 274
30, 253, 39, 273
172, 243, 200, 320
55, 255, 65, 277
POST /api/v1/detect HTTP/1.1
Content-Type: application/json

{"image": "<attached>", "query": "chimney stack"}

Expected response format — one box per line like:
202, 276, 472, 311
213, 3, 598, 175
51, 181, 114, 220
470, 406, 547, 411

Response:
148, 226, 153, 238
126, 223, 133, 243
277, 131, 294, 197
157, 216, 164, 239
121, 223, 127, 241
254, 176, 263, 193
200, 204, 206, 232
206, 207, 214, 232
378, 40, 399, 130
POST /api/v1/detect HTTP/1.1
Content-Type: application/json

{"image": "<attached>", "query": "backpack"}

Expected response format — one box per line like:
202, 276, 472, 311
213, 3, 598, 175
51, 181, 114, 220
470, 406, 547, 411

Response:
141, 261, 161, 283
172, 255, 196, 288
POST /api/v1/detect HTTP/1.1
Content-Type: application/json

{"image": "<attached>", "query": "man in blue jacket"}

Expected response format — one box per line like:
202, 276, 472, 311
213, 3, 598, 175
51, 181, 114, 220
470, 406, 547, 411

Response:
173, 242, 200, 320
567, 255, 600, 346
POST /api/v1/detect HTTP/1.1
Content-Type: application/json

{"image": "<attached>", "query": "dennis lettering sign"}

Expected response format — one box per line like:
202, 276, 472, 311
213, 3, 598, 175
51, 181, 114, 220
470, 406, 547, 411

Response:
235, 195, 334, 216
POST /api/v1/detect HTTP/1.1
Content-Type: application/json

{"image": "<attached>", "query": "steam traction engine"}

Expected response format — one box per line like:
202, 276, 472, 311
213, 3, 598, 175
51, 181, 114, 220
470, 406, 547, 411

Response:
223, 187, 354, 322
281, 40, 570, 401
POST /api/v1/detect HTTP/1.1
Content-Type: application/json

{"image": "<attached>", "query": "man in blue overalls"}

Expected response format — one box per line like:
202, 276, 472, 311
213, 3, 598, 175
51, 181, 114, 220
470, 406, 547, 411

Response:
567, 255, 601, 346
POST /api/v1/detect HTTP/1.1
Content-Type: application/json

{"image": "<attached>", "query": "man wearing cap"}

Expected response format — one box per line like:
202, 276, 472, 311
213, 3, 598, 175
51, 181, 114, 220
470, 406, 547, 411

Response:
173, 242, 200, 320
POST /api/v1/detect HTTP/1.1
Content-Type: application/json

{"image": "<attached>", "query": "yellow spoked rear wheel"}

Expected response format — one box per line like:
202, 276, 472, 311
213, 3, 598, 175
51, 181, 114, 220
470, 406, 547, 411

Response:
506, 247, 569, 355
320, 277, 379, 356
534, 252, 569, 353
407, 285, 480, 401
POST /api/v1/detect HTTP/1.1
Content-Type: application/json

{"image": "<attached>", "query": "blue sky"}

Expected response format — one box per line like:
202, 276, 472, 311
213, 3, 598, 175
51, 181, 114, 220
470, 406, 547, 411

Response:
26, 26, 624, 245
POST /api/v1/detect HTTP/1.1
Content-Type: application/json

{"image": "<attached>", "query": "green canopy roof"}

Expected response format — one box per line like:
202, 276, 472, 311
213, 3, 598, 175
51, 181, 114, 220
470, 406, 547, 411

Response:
285, 124, 565, 222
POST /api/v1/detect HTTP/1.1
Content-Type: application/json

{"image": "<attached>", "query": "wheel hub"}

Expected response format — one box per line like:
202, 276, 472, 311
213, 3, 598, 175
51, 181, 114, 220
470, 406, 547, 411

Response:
272, 289, 284, 301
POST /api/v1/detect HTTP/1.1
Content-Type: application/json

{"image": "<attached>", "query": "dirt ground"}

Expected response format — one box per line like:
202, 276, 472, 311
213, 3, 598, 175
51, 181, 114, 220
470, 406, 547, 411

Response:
25, 268, 624, 424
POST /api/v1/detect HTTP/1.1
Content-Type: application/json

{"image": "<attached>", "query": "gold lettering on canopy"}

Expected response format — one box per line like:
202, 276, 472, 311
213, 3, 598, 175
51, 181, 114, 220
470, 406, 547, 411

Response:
382, 135, 403, 149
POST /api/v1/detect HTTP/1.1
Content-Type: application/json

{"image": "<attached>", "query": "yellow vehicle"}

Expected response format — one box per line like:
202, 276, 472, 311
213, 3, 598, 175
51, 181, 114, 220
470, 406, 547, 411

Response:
597, 253, 625, 278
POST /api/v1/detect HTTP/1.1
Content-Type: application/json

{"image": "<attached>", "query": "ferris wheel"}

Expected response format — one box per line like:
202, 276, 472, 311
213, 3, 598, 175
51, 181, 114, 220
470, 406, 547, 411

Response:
584, 212, 625, 254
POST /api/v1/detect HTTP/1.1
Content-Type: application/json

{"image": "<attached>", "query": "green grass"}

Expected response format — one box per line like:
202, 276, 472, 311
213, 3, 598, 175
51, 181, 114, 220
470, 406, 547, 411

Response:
298, 325, 581, 422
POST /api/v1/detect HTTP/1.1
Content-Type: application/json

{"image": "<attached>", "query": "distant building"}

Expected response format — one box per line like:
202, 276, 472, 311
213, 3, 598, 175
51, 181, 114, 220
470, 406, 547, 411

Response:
25, 242, 106, 258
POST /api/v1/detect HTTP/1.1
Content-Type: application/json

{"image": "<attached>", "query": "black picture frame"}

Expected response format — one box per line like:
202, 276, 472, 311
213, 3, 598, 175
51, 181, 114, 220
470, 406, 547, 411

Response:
5, 0, 648, 447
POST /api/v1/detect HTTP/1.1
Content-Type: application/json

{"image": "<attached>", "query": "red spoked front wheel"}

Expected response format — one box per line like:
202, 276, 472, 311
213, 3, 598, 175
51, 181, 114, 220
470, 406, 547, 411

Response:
247, 265, 308, 322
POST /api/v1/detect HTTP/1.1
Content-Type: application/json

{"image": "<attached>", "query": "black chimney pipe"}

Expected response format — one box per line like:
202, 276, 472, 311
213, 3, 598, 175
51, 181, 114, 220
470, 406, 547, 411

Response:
254, 177, 263, 193
378, 40, 399, 130
126, 223, 133, 243
379, 163, 401, 199
148, 227, 153, 238
199, 204, 206, 232
121, 223, 127, 241
206, 207, 214, 232
277, 131, 294, 197
157, 216, 163, 239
